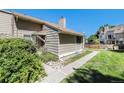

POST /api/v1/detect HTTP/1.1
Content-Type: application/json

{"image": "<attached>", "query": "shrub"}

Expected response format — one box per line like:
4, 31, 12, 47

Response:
0, 38, 46, 83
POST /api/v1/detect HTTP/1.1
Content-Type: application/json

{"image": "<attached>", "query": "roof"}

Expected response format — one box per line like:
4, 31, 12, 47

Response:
105, 24, 124, 33
0, 10, 83, 36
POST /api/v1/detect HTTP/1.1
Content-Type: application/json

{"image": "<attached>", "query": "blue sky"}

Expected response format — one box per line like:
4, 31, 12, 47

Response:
8, 9, 124, 37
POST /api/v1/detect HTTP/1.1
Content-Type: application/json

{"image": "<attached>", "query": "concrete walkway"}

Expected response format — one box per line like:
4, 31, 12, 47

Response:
40, 51, 99, 83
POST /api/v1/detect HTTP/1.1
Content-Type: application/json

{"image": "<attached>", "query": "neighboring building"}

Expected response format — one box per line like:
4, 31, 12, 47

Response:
99, 25, 124, 45
0, 10, 84, 59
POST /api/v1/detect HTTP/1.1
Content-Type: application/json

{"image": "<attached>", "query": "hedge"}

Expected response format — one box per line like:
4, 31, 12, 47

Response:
0, 38, 46, 83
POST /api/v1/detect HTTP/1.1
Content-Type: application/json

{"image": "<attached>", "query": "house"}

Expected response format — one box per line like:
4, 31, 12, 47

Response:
99, 25, 124, 45
0, 10, 84, 59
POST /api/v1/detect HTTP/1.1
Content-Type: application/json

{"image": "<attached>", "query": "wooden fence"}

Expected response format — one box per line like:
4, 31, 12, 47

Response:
85, 44, 100, 49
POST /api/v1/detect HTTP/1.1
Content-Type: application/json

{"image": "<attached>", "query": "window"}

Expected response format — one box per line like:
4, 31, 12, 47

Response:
112, 41, 115, 44
100, 41, 104, 44
76, 36, 82, 43
23, 35, 31, 40
108, 35, 112, 39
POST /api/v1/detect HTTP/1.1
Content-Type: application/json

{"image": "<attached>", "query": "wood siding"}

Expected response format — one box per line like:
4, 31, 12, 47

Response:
15, 19, 60, 55
59, 34, 83, 57
17, 19, 42, 31
43, 25, 59, 55
17, 19, 42, 37
0, 12, 13, 36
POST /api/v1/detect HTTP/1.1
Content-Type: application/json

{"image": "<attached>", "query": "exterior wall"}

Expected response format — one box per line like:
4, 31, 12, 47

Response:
111, 25, 124, 33
43, 25, 59, 55
0, 12, 42, 38
106, 31, 114, 39
99, 31, 105, 43
17, 19, 42, 38
115, 33, 124, 40
114, 32, 124, 45
58, 34, 83, 58
0, 11, 13, 37
12, 16, 18, 37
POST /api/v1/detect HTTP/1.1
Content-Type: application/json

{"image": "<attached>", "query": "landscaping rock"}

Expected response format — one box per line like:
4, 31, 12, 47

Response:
46, 61, 64, 70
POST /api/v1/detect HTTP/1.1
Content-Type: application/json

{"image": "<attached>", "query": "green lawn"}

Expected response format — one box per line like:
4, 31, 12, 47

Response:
63, 50, 92, 66
62, 50, 124, 83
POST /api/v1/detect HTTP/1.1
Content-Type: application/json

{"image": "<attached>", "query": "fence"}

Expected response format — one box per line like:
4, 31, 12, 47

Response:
85, 44, 100, 49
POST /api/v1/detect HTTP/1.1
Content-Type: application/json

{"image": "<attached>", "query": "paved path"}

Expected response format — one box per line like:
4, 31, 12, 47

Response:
40, 51, 99, 83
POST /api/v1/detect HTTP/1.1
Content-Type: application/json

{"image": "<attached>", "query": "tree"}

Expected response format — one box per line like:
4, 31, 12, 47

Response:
88, 34, 99, 44
88, 24, 115, 44
96, 24, 115, 38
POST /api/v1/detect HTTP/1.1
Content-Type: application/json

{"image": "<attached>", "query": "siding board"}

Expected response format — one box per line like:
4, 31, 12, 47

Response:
43, 25, 59, 55
0, 12, 13, 35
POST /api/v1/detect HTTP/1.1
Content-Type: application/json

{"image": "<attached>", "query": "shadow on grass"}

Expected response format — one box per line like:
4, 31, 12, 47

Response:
64, 68, 124, 83
109, 50, 124, 53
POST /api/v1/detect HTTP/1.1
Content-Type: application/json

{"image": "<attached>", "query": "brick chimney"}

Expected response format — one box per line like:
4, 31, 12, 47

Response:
59, 16, 66, 28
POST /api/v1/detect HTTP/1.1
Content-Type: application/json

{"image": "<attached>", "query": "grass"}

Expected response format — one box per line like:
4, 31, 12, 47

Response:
63, 50, 92, 66
62, 50, 124, 83
40, 52, 58, 63
85, 48, 104, 51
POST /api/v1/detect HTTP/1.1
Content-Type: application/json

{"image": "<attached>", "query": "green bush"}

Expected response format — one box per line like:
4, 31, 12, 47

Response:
40, 52, 58, 63
0, 38, 46, 83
